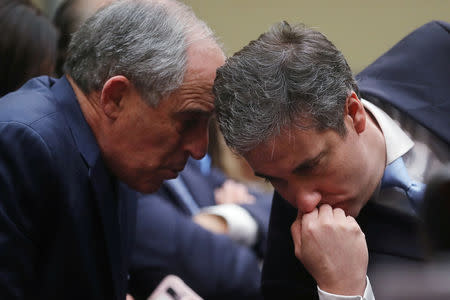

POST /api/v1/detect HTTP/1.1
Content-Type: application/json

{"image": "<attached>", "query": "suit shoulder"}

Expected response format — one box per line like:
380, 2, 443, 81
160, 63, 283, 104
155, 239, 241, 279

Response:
0, 77, 72, 144
0, 76, 60, 124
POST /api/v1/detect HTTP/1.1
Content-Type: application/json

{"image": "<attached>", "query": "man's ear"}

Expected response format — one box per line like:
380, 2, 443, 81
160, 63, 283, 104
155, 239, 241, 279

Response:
345, 91, 366, 134
100, 76, 130, 120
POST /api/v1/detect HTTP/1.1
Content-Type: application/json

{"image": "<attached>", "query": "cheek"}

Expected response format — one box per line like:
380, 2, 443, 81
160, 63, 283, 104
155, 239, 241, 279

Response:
324, 148, 363, 188
165, 134, 184, 152
143, 125, 181, 152
270, 180, 288, 197
155, 135, 186, 165
315, 166, 354, 196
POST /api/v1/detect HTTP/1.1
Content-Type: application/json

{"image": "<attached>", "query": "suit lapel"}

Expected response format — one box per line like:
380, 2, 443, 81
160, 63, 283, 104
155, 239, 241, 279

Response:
89, 157, 122, 300
357, 201, 426, 260
118, 183, 137, 289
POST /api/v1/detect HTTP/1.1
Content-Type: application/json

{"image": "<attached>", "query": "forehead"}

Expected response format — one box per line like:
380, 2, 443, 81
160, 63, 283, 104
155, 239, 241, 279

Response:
186, 40, 225, 81
159, 44, 224, 113
165, 83, 215, 113
243, 127, 329, 172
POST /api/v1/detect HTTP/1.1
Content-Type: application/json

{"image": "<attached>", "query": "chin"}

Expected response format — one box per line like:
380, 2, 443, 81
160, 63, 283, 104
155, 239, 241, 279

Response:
346, 202, 366, 218
332, 198, 361, 217
126, 178, 163, 194
346, 207, 360, 218
139, 185, 161, 194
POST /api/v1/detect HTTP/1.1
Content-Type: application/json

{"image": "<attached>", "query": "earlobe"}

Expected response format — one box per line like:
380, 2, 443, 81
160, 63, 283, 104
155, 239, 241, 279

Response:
345, 92, 366, 134
100, 76, 130, 120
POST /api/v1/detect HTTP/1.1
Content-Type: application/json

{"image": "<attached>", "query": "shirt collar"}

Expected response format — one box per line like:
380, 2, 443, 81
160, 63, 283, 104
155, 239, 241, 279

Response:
362, 99, 414, 165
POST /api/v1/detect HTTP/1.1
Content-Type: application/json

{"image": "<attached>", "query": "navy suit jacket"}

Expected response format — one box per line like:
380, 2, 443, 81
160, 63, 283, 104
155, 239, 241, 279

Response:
129, 158, 272, 300
261, 21, 450, 299
0, 76, 137, 300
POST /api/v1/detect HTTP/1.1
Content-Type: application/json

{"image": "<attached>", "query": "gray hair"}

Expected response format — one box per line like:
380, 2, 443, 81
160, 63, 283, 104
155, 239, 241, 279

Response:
64, 0, 216, 106
213, 21, 359, 154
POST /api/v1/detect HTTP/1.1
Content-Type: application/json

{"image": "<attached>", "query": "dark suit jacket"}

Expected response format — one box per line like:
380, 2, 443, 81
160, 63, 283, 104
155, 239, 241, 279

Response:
261, 20, 450, 299
0, 76, 137, 300
129, 158, 272, 300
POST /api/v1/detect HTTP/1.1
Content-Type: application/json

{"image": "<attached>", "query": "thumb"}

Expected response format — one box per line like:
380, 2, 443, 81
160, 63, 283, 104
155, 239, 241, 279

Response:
290, 212, 303, 260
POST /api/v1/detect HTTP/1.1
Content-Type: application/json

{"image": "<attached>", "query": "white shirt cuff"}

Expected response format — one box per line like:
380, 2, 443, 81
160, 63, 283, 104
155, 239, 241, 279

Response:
317, 276, 375, 300
200, 204, 258, 247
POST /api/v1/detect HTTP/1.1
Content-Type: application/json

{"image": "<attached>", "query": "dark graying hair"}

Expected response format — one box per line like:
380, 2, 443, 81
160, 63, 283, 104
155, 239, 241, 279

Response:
213, 21, 359, 154
64, 0, 216, 106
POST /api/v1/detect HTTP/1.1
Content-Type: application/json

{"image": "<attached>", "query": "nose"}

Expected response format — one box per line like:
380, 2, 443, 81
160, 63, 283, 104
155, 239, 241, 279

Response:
293, 186, 322, 214
183, 124, 209, 160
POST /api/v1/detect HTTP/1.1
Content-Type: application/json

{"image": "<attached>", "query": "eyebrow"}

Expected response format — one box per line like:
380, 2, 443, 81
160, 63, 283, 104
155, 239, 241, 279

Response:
253, 150, 327, 180
293, 150, 327, 173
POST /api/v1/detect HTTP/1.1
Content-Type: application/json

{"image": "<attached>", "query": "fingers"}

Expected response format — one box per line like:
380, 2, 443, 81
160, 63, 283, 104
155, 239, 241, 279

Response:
319, 204, 333, 215
301, 207, 318, 225
214, 180, 256, 205
318, 204, 333, 224
346, 215, 365, 238
333, 207, 346, 220
301, 205, 353, 226
292, 204, 368, 296
292, 205, 364, 265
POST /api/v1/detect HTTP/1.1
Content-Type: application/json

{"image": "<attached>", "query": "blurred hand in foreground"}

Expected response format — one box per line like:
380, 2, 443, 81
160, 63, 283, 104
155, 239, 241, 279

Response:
214, 180, 256, 205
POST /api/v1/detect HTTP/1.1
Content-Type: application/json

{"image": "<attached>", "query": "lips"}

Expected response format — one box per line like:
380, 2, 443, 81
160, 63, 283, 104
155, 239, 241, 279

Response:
165, 170, 179, 179
165, 166, 185, 179
171, 165, 185, 173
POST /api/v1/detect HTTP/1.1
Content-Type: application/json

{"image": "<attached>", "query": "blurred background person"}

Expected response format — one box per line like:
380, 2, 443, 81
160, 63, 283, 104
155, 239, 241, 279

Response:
0, 0, 58, 96
52, 0, 109, 76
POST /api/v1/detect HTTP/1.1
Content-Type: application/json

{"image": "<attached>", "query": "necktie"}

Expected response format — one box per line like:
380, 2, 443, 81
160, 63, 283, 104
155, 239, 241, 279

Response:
165, 177, 200, 215
381, 157, 426, 213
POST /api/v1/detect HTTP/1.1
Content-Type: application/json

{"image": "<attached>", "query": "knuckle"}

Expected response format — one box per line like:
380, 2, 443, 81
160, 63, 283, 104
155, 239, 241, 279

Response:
321, 220, 333, 231
303, 221, 316, 235
290, 222, 296, 234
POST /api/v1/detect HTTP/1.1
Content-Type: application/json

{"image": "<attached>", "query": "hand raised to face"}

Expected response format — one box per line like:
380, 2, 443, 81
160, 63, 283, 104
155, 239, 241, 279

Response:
290, 204, 368, 296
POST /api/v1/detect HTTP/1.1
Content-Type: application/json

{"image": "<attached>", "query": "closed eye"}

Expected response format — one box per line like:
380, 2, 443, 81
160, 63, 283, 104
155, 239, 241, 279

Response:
254, 172, 275, 184
176, 111, 212, 133
293, 151, 327, 175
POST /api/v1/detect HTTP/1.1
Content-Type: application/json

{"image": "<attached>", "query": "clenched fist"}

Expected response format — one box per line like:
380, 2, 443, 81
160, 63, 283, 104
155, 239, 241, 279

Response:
290, 204, 368, 296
